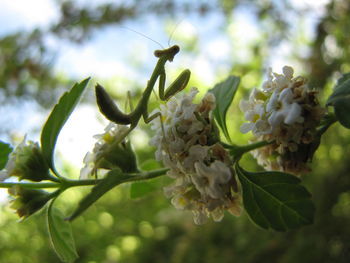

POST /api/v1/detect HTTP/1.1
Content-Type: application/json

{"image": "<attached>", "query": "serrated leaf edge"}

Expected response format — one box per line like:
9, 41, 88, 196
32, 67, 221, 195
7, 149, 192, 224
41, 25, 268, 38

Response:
236, 165, 313, 231
47, 200, 78, 263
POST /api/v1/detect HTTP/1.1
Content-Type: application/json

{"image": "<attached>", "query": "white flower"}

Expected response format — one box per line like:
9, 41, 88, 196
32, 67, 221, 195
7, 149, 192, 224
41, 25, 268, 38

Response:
266, 88, 304, 131
0, 170, 9, 182
240, 65, 325, 174
150, 88, 241, 224
239, 89, 270, 135
192, 209, 208, 225
80, 123, 134, 179
262, 66, 294, 92
192, 161, 232, 199
94, 122, 129, 146
211, 207, 225, 222
240, 66, 306, 138
80, 152, 95, 179
182, 145, 208, 172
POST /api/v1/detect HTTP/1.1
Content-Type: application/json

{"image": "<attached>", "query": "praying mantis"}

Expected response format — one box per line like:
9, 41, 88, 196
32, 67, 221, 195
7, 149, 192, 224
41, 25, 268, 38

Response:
95, 44, 191, 140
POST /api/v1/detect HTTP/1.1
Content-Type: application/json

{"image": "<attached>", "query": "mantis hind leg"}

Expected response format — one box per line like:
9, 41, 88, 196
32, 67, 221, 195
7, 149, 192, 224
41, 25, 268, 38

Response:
144, 111, 172, 158
144, 111, 164, 132
126, 90, 134, 112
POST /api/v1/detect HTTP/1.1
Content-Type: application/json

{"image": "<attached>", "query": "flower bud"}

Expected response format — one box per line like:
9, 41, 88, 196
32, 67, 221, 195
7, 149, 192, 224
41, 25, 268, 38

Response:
80, 123, 138, 179
1, 137, 50, 182
8, 186, 52, 218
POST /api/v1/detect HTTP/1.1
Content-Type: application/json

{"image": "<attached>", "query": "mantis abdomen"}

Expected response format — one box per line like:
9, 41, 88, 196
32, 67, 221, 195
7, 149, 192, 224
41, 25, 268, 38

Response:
95, 84, 132, 125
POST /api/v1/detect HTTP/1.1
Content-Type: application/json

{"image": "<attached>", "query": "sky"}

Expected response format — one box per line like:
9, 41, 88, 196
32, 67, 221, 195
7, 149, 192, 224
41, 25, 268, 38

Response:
0, 0, 330, 201
0, 0, 232, 168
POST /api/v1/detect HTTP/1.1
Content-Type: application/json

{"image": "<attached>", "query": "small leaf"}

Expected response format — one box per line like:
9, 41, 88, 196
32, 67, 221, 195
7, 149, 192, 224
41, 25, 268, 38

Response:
333, 99, 350, 128
130, 180, 159, 199
336, 72, 350, 86
139, 159, 162, 170
47, 200, 78, 263
41, 78, 90, 172
68, 169, 130, 221
327, 73, 350, 104
100, 141, 139, 173
0, 141, 12, 170
209, 76, 240, 142
236, 165, 315, 231
327, 73, 350, 128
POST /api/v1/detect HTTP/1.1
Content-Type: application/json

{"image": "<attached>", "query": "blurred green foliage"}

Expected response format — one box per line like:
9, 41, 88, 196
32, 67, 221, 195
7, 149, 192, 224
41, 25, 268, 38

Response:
0, 0, 350, 262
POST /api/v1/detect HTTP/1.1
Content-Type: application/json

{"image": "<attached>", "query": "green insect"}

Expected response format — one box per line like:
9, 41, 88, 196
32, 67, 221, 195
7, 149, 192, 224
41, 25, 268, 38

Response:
95, 45, 191, 140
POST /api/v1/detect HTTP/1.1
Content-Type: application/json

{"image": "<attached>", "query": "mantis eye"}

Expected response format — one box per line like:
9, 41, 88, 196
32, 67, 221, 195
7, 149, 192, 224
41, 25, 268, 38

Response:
172, 45, 180, 54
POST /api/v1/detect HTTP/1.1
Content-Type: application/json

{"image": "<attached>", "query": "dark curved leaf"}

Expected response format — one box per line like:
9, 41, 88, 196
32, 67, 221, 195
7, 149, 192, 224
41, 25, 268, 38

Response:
0, 141, 12, 170
327, 73, 350, 128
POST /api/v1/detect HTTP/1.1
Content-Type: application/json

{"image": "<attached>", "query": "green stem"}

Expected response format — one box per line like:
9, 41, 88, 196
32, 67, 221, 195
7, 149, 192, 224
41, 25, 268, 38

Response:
125, 168, 168, 182
0, 168, 169, 190
61, 178, 102, 188
62, 168, 169, 188
48, 174, 61, 183
238, 140, 272, 153
48, 188, 61, 199
224, 140, 272, 159
0, 182, 60, 189
50, 166, 66, 180
317, 113, 337, 136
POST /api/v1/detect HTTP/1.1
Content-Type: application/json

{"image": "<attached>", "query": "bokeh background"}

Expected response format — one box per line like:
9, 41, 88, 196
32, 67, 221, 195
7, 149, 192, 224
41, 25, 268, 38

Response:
0, 0, 350, 262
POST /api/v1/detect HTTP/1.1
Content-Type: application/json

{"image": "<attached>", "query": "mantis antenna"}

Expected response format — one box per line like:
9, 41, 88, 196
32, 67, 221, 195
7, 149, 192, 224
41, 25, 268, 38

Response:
121, 26, 164, 49
167, 20, 184, 47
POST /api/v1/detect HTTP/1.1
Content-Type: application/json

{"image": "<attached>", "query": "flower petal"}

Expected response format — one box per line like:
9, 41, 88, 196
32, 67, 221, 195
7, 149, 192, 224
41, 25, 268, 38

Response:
240, 122, 254, 134
284, 103, 302, 125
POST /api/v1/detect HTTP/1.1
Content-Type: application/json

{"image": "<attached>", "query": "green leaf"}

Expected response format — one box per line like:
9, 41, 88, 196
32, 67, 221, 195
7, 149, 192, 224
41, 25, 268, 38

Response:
236, 165, 315, 231
130, 180, 159, 199
47, 200, 78, 263
130, 161, 168, 199
139, 159, 162, 170
41, 78, 90, 172
68, 169, 130, 221
0, 141, 12, 170
336, 72, 350, 86
333, 99, 350, 129
327, 73, 350, 128
100, 141, 139, 173
209, 76, 240, 142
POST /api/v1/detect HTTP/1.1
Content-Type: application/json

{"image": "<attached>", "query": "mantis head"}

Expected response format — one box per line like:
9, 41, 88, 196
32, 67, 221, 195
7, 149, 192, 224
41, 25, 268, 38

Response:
154, 45, 180, 62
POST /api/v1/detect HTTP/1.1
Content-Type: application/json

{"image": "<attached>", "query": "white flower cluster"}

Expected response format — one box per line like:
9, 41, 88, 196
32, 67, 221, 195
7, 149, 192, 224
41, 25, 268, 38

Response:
240, 66, 325, 174
80, 123, 130, 179
150, 88, 241, 224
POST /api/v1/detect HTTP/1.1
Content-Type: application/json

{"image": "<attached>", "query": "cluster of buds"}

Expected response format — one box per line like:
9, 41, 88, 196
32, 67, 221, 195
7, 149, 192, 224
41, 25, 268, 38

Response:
8, 186, 52, 218
240, 66, 325, 174
150, 88, 241, 224
80, 123, 138, 179
0, 137, 53, 218
0, 137, 50, 182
